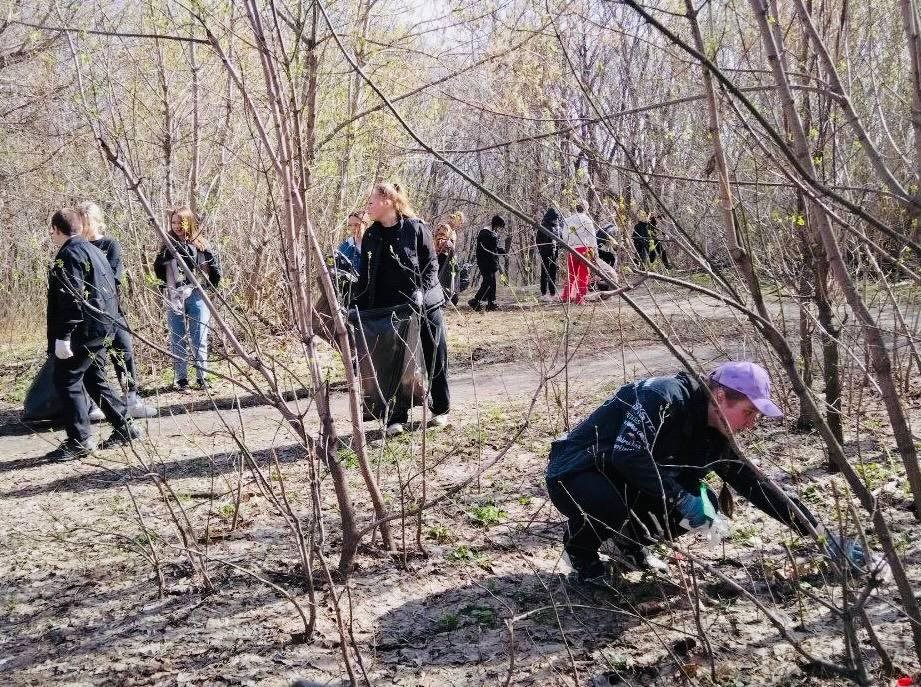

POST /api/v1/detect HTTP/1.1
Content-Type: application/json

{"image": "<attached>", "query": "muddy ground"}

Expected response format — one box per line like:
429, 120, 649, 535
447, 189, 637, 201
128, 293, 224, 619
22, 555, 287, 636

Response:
1, 288, 919, 686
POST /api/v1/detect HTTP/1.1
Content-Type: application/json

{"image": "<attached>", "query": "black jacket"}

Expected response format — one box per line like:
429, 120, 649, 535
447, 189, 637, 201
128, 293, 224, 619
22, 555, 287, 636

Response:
90, 237, 125, 287
354, 216, 444, 311
153, 232, 222, 290
46, 236, 120, 352
633, 220, 651, 241
546, 372, 817, 535
475, 226, 503, 273
537, 209, 560, 256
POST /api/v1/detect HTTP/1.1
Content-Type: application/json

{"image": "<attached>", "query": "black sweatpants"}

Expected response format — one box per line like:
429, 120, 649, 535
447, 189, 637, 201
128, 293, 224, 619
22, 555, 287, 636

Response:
391, 307, 450, 423
538, 249, 557, 295
472, 270, 497, 305
650, 243, 672, 269
547, 469, 689, 563
53, 344, 129, 443
633, 237, 649, 265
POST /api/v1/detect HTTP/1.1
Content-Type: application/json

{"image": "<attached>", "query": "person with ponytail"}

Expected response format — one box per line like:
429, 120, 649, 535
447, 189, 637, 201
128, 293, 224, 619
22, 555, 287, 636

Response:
354, 182, 450, 436
78, 202, 157, 418
153, 207, 222, 391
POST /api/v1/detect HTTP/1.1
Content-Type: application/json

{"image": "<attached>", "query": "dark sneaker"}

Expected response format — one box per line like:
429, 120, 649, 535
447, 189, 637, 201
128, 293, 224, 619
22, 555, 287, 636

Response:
101, 422, 144, 449
195, 379, 209, 391
45, 437, 97, 461
467, 298, 481, 312
484, 302, 498, 312
173, 378, 190, 392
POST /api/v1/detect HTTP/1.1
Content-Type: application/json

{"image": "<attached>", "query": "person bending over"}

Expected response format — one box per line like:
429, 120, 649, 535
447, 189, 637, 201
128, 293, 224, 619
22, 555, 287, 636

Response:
546, 361, 873, 582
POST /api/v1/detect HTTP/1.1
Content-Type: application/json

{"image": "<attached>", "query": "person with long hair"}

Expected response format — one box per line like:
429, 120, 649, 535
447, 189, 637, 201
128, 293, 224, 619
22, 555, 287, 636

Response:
78, 202, 157, 418
336, 211, 366, 275
353, 182, 449, 436
153, 207, 222, 391
433, 221, 457, 303
332, 211, 367, 305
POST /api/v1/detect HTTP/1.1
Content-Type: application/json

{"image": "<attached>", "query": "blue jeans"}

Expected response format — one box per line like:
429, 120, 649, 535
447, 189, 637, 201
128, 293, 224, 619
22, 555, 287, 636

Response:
167, 289, 211, 383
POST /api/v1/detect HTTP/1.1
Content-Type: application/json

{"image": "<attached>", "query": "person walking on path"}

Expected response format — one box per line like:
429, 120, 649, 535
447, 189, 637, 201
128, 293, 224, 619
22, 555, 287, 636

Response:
545, 362, 880, 582
44, 208, 142, 460
468, 215, 505, 312
560, 203, 598, 304
77, 202, 157, 419
153, 207, 222, 391
354, 182, 450, 436
537, 207, 560, 301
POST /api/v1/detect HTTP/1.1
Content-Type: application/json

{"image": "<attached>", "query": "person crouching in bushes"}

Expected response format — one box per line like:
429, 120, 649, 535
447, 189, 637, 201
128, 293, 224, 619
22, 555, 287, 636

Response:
468, 215, 505, 312
77, 201, 157, 418
153, 207, 222, 391
546, 361, 879, 583
353, 182, 450, 437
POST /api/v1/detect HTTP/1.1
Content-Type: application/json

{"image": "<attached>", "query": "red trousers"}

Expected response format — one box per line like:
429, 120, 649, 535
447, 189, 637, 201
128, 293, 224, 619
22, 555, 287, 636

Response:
561, 246, 590, 304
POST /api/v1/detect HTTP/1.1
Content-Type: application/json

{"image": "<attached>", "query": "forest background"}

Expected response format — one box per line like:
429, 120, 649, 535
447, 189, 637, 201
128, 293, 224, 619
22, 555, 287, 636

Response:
2, 0, 921, 685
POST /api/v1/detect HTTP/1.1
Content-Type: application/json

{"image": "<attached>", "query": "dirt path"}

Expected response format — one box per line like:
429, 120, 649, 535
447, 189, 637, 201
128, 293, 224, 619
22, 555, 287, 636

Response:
2, 292, 917, 686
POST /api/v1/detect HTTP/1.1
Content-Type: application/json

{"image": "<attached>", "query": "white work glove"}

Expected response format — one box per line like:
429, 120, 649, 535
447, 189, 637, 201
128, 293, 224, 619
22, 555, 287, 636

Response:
54, 339, 74, 360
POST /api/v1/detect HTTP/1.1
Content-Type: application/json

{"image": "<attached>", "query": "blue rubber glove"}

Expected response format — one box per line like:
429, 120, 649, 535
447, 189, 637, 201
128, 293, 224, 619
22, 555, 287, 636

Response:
676, 486, 716, 530
822, 534, 867, 573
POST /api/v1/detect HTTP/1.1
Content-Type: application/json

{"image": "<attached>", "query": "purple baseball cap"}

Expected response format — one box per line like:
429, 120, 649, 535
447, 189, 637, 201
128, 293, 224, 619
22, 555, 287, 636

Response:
711, 361, 783, 418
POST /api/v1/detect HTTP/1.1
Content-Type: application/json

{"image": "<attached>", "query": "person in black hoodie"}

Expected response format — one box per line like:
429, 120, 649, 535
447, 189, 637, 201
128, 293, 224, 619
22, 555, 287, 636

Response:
153, 206, 222, 391
546, 362, 878, 583
537, 207, 560, 300
45, 208, 142, 460
632, 213, 652, 265
78, 201, 157, 418
468, 215, 505, 312
353, 182, 449, 437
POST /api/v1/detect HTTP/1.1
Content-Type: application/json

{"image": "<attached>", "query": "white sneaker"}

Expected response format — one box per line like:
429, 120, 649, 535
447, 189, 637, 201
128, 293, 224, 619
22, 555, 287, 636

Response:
385, 423, 404, 437
129, 403, 158, 419
88, 405, 105, 422
429, 414, 449, 428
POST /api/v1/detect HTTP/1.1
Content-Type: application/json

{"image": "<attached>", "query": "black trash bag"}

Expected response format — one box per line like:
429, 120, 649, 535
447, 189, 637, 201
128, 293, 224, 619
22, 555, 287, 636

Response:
347, 305, 426, 422
22, 357, 63, 422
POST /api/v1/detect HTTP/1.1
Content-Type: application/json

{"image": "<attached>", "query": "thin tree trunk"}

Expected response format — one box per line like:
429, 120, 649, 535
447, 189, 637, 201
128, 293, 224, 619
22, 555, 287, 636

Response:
753, 0, 921, 517
749, 0, 921, 660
